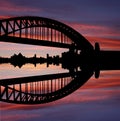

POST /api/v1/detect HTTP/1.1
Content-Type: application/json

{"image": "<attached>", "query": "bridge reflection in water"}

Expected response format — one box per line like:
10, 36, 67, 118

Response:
0, 56, 120, 104
0, 16, 120, 105
0, 70, 93, 104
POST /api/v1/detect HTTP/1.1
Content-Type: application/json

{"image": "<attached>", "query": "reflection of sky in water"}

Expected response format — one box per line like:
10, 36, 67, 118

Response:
0, 64, 68, 79
0, 41, 120, 121
0, 42, 120, 121
1, 70, 120, 121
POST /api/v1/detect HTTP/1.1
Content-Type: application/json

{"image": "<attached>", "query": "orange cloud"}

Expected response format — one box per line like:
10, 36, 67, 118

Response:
0, 16, 12, 20
86, 36, 120, 50
65, 22, 120, 40
62, 21, 120, 50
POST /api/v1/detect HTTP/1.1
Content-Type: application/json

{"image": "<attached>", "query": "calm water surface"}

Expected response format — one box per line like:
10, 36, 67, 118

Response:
0, 63, 68, 79
0, 64, 120, 121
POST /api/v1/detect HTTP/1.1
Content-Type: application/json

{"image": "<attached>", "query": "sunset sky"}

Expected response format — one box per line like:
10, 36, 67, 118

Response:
0, 1, 120, 121
0, 0, 120, 54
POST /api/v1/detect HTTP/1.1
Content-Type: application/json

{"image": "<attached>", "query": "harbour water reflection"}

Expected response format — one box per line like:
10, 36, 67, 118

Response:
0, 46, 120, 121
0, 51, 120, 104
0, 51, 120, 121
0, 68, 120, 121
0, 61, 93, 104
0, 63, 68, 79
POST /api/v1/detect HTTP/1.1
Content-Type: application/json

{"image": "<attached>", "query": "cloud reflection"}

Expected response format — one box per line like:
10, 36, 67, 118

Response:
1, 70, 120, 121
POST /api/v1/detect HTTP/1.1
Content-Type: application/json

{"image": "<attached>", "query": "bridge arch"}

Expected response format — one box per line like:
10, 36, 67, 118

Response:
0, 71, 93, 104
0, 16, 93, 51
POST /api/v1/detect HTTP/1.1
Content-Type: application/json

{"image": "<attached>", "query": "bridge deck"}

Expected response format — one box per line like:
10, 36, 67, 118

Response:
0, 36, 71, 48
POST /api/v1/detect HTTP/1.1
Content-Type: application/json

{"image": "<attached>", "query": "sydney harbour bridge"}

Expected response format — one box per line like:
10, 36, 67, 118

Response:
0, 16, 120, 104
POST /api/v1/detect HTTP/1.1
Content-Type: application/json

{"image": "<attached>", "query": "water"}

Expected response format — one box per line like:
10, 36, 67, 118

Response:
0, 63, 68, 79
0, 41, 120, 121
0, 63, 120, 121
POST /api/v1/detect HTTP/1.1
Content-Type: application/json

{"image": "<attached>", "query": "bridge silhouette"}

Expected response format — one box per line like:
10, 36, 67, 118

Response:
0, 69, 93, 104
0, 16, 120, 104
0, 16, 93, 52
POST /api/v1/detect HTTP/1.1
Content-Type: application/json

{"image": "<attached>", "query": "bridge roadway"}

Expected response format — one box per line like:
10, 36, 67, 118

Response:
0, 36, 71, 48
0, 72, 71, 86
